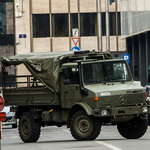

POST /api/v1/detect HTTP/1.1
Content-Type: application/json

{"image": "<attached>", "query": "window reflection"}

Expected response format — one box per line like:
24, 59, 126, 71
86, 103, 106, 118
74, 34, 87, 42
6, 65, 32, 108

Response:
0, 3, 6, 35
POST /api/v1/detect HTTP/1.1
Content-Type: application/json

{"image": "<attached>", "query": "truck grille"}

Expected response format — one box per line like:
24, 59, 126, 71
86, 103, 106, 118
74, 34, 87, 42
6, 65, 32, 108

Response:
99, 93, 145, 107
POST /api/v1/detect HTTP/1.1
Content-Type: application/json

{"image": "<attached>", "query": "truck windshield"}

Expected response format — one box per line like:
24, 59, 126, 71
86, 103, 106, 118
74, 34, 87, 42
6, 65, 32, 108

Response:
82, 61, 132, 85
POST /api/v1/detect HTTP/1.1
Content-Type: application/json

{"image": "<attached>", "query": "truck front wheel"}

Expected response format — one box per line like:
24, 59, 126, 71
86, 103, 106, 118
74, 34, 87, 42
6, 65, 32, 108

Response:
70, 110, 101, 140
19, 112, 41, 143
117, 116, 147, 139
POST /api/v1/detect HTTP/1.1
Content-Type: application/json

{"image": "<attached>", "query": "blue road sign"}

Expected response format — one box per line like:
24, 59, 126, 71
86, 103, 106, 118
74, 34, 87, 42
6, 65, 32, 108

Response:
123, 54, 130, 64
71, 46, 80, 51
19, 34, 27, 38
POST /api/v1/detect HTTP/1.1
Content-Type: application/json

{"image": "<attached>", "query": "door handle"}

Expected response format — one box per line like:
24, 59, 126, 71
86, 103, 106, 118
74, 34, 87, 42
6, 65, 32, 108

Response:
65, 91, 68, 94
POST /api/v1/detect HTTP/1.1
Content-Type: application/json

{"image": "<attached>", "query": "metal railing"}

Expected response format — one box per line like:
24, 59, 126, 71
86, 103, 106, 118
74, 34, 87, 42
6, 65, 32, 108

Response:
2, 75, 43, 89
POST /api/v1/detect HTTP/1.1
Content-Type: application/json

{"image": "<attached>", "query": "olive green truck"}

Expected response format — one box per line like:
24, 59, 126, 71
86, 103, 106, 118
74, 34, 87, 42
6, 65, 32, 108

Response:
1, 50, 150, 143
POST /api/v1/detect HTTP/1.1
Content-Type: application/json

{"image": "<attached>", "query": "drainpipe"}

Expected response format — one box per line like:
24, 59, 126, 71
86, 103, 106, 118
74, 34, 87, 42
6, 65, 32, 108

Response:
106, 0, 110, 51
97, 0, 102, 51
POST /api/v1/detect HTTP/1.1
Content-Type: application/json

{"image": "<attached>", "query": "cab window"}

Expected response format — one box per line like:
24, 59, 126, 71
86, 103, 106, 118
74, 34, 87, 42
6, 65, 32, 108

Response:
63, 67, 78, 84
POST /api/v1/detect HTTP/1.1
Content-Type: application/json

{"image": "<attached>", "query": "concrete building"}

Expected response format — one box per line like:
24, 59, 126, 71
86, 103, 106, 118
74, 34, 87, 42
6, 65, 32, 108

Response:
0, 0, 126, 86
14, 0, 125, 54
0, 0, 15, 63
120, 0, 150, 86
0, 0, 15, 85
5, 0, 150, 86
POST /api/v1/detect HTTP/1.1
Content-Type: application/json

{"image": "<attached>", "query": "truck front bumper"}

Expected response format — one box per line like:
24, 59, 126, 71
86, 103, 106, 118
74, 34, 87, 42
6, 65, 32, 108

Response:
92, 105, 150, 118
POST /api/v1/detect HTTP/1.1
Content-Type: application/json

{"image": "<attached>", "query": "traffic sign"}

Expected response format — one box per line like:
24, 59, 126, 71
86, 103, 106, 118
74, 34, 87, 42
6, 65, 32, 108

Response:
19, 34, 27, 38
71, 46, 80, 51
71, 37, 80, 46
72, 28, 78, 37
0, 112, 5, 122
123, 54, 130, 64
0, 95, 5, 111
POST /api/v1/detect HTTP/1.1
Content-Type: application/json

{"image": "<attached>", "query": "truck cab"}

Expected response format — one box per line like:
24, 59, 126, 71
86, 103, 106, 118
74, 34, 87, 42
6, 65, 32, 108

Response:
61, 59, 147, 122
60, 56, 149, 141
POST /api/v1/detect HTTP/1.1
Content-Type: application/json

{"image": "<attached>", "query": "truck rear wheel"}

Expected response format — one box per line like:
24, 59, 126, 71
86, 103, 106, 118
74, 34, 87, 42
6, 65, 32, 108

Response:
117, 117, 147, 139
70, 110, 101, 140
19, 112, 41, 143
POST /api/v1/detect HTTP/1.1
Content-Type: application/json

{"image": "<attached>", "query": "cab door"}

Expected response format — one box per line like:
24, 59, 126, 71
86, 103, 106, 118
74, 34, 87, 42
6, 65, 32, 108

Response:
61, 66, 81, 108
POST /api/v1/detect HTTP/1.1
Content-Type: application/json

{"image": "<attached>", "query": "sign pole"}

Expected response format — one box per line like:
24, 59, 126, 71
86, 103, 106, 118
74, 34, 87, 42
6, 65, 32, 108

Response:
0, 95, 6, 150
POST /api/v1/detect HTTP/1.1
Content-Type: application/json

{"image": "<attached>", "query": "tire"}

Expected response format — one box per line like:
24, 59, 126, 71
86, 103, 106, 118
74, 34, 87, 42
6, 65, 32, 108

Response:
117, 117, 147, 139
70, 110, 101, 141
19, 112, 41, 143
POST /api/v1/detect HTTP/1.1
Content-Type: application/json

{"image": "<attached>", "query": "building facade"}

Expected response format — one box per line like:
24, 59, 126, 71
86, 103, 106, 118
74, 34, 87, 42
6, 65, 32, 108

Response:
0, 0, 15, 86
0, 0, 15, 63
14, 0, 125, 54
1, 0, 149, 87
0, 0, 129, 86
120, 0, 150, 86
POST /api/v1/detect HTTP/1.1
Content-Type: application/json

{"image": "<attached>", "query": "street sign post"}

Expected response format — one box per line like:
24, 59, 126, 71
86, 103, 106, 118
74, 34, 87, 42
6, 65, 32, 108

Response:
19, 34, 27, 38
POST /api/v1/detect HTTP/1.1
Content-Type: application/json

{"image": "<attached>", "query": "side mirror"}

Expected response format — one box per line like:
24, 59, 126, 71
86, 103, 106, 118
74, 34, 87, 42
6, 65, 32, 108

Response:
62, 67, 71, 85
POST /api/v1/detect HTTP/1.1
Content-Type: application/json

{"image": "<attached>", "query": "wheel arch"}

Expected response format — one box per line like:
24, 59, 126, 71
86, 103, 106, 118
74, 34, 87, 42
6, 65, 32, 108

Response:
67, 102, 92, 128
16, 106, 38, 120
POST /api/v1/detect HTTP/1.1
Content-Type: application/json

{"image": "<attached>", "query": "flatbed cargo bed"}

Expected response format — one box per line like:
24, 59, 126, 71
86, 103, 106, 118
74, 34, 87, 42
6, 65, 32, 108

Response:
3, 87, 59, 106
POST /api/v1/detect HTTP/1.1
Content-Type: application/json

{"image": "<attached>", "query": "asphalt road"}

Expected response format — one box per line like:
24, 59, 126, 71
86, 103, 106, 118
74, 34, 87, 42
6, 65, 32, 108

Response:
1, 125, 150, 150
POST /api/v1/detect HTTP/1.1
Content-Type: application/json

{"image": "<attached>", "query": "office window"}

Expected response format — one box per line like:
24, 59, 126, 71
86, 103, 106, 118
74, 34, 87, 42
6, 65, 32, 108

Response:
52, 14, 68, 37
0, 3, 6, 34
109, 12, 116, 35
80, 13, 97, 36
117, 13, 121, 35
0, 34, 14, 45
71, 13, 78, 37
33, 14, 50, 38
109, 12, 121, 36
102, 12, 106, 36
102, 12, 121, 36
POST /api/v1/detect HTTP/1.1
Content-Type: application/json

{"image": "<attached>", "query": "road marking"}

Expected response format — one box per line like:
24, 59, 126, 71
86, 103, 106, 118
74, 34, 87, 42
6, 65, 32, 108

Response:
62, 129, 70, 134
3, 136, 19, 139
63, 128, 122, 150
95, 141, 122, 150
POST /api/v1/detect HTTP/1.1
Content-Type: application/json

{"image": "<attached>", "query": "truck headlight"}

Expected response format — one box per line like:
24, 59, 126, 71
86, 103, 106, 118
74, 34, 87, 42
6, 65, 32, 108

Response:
146, 97, 150, 104
142, 107, 148, 113
101, 110, 108, 116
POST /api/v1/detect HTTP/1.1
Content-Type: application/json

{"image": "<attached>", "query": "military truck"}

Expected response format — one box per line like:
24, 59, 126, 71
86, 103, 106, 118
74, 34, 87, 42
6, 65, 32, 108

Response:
1, 50, 150, 143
